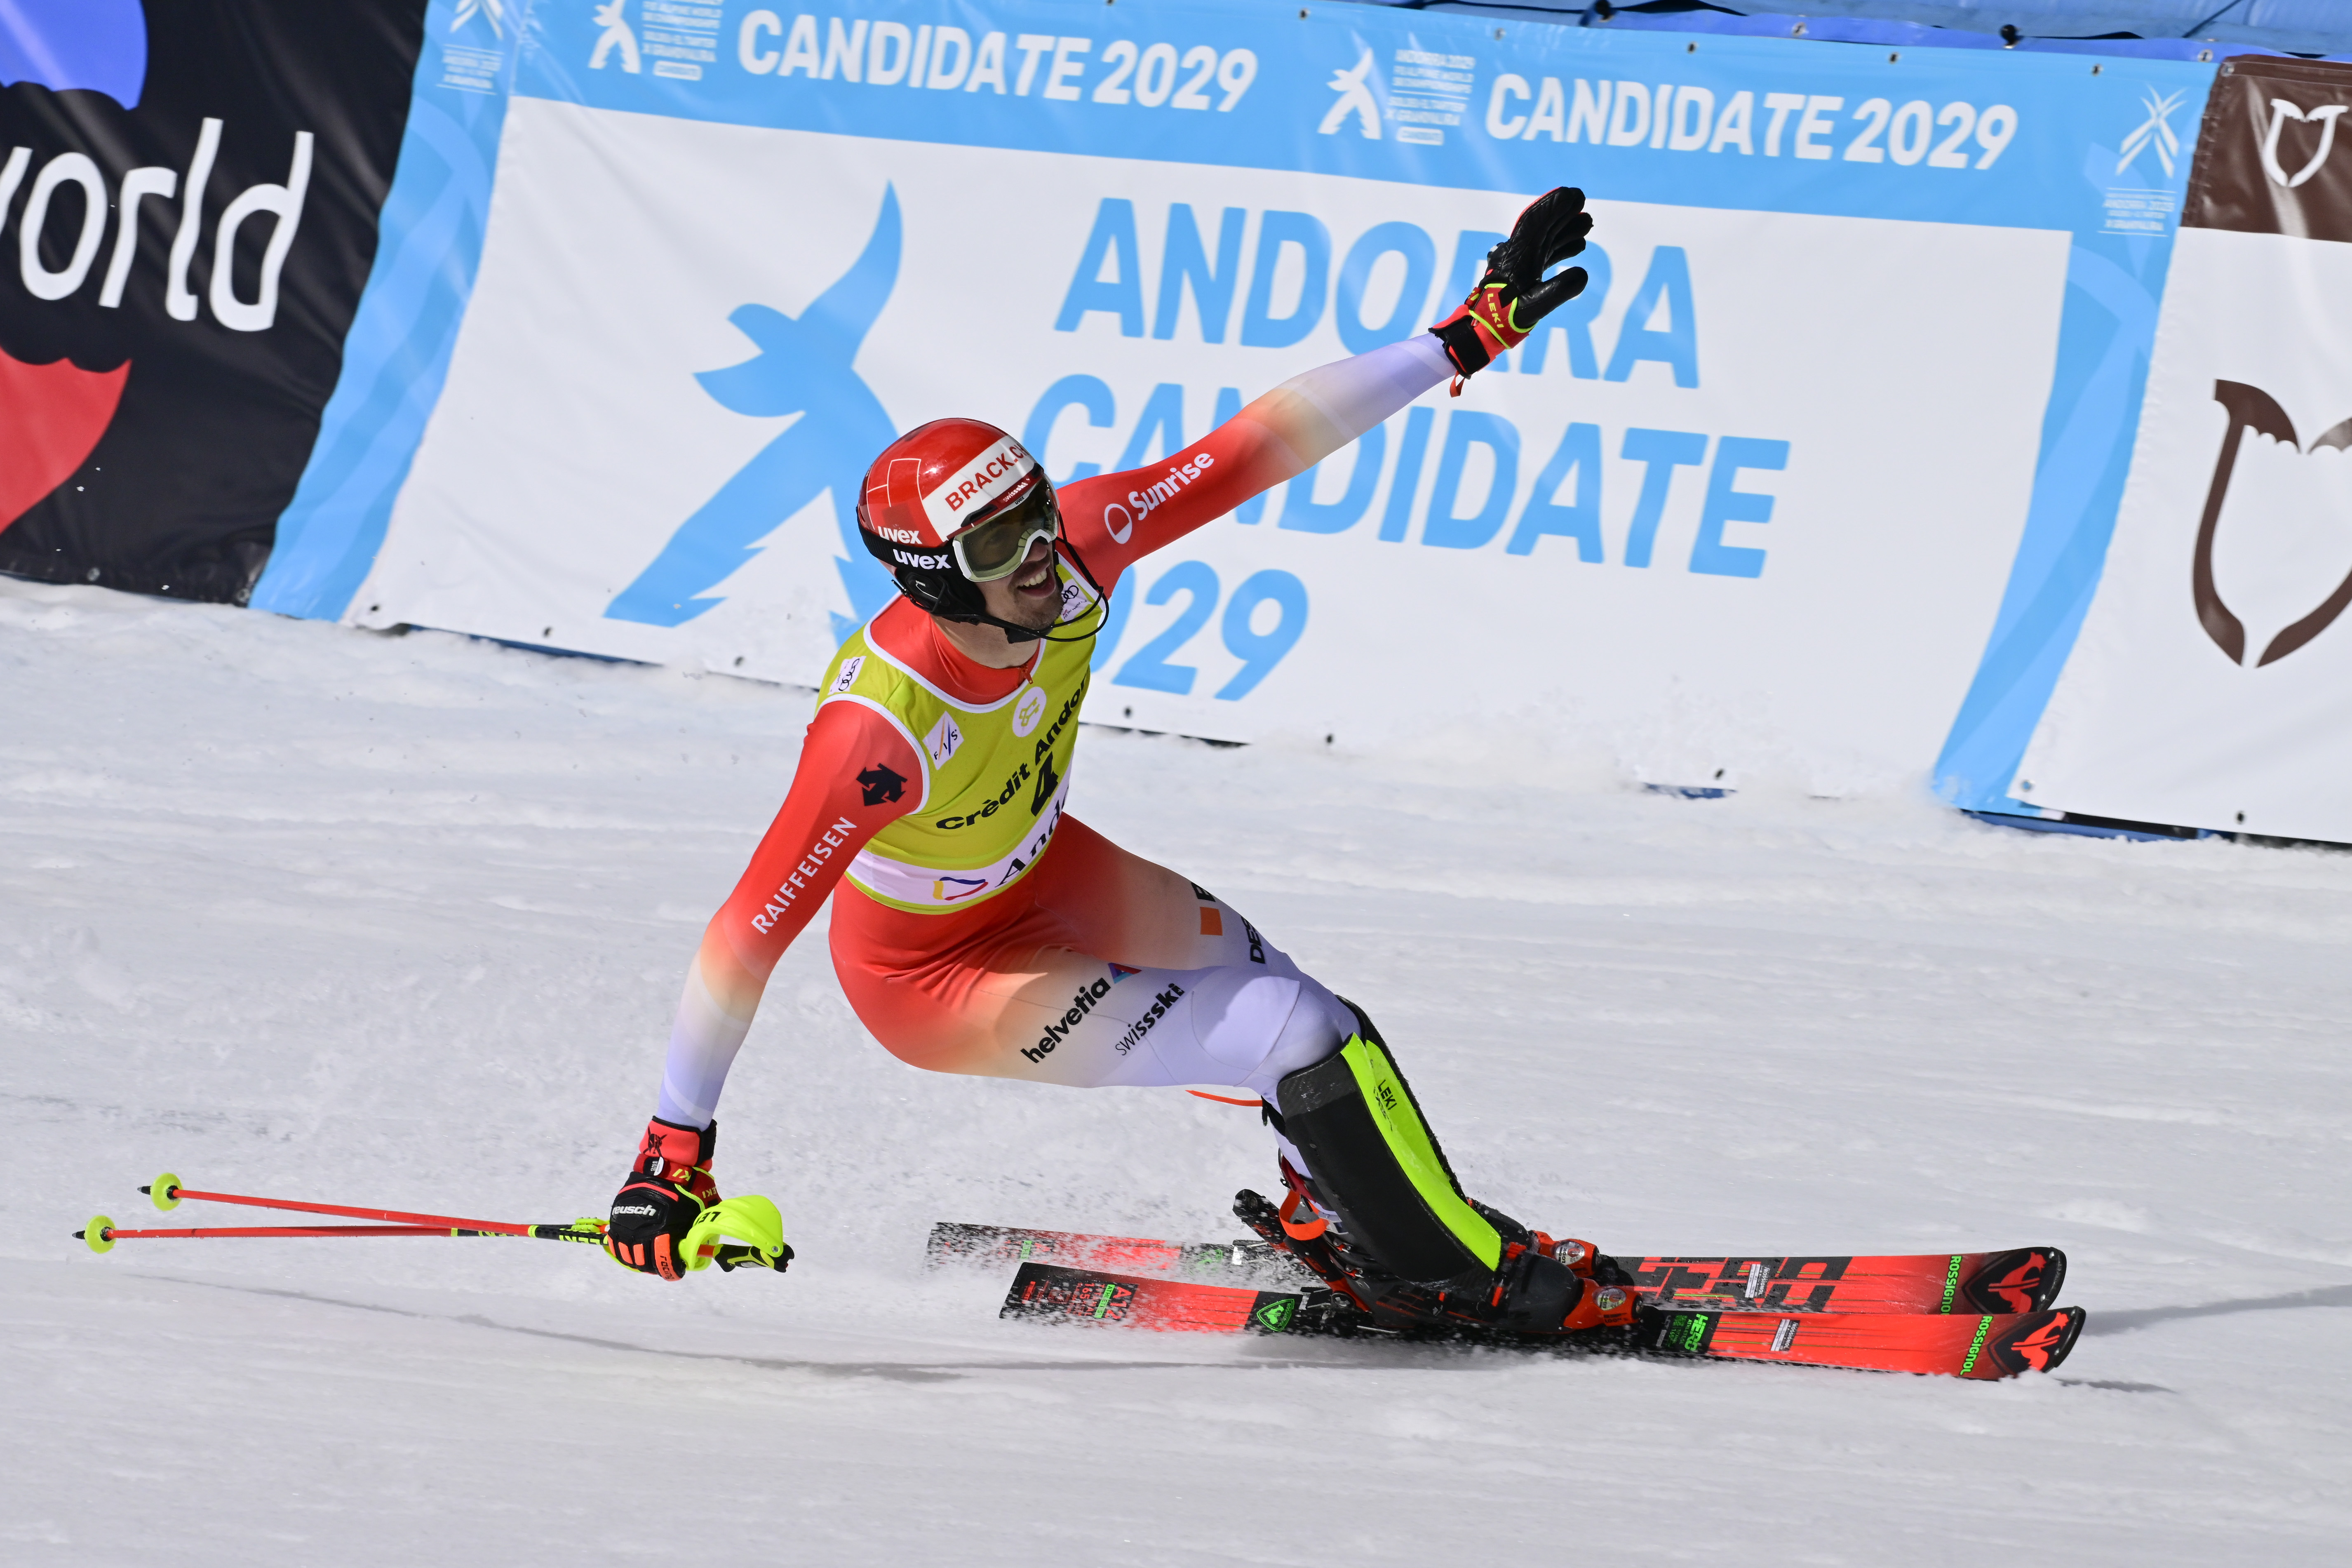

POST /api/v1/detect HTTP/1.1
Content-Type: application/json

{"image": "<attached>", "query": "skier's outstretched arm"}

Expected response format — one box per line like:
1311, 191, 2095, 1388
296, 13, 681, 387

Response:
1059, 335, 1452, 581
603, 700, 917, 1279
1062, 186, 1593, 580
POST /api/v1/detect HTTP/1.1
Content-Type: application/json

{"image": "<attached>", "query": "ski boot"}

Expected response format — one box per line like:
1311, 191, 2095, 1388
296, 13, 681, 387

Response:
1238, 1170, 1636, 1338
1241, 1000, 1636, 1339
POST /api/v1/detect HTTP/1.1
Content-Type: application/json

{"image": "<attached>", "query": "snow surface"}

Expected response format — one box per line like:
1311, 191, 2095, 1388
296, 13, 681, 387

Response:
3, 573, 2348, 1566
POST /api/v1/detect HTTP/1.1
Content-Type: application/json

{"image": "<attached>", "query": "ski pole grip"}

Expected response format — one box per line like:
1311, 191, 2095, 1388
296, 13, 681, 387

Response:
679, 1196, 790, 1273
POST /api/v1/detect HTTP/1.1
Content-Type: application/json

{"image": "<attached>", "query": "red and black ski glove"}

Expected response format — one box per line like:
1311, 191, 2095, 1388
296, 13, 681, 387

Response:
605, 1115, 719, 1281
1430, 186, 1593, 390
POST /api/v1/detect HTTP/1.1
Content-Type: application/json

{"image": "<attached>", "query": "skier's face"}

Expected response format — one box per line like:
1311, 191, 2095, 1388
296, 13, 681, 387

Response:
974, 536, 1062, 632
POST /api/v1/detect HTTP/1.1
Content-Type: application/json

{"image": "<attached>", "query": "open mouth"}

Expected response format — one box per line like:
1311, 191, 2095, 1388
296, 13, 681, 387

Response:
1009, 553, 1057, 597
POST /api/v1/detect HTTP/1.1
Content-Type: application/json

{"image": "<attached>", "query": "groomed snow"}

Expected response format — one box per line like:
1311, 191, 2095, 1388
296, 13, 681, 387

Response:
3, 574, 2347, 1565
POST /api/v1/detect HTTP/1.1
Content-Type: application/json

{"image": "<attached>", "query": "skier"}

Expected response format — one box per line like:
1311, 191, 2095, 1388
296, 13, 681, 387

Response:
606, 189, 1624, 1335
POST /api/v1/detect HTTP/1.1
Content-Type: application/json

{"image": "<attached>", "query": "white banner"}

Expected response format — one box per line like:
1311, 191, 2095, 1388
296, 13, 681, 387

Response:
355, 97, 2062, 787
2014, 225, 2352, 840
2015, 58, 2352, 842
329, 1, 2208, 793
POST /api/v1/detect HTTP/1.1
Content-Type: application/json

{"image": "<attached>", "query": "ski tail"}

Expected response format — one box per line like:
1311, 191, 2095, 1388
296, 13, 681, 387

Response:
929, 1221, 1297, 1283
999, 1262, 1309, 1334
1960, 1247, 2066, 1314
1646, 1305, 2087, 1379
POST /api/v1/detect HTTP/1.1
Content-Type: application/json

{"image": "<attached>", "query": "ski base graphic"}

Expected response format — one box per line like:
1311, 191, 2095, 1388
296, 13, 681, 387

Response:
931, 1222, 2067, 1314
999, 1260, 1311, 1335
996, 1260, 2087, 1379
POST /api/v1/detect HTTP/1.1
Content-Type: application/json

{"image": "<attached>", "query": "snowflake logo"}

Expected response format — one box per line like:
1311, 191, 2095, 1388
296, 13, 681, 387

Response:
2117, 86, 2185, 179
451, 0, 506, 38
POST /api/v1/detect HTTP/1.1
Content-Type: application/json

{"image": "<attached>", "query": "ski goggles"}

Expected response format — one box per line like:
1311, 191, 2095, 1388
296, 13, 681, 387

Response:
949, 482, 1060, 583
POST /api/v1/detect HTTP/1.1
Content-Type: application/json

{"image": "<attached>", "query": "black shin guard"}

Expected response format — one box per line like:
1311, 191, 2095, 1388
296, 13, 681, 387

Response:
1273, 1003, 1502, 1286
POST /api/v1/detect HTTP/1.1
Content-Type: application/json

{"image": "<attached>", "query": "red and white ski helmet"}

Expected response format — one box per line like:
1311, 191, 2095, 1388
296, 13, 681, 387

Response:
855, 418, 1056, 616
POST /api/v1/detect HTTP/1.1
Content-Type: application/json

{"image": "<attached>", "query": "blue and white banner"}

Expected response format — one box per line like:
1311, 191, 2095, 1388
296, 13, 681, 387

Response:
253, 0, 2211, 790
2008, 56, 2352, 843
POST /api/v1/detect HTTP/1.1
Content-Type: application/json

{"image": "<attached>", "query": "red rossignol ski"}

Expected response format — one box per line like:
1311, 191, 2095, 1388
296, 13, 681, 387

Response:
996, 1261, 2087, 1379
1001, 1261, 1311, 1335
1646, 1300, 2086, 1379
929, 1222, 1253, 1278
1624, 1250, 2064, 1315
930, 1222, 2066, 1316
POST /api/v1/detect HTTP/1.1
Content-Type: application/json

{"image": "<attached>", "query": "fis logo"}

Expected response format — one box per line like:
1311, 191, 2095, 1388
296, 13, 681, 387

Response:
923, 712, 963, 766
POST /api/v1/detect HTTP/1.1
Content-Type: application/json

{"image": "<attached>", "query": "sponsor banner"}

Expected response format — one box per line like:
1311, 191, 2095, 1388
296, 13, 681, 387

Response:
2012, 58, 2352, 842
250, 0, 522, 621
312, 3, 2197, 787
0, 0, 429, 602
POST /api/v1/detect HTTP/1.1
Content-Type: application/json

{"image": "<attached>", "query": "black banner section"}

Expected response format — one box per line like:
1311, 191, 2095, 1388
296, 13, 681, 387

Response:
2183, 56, 2352, 244
0, 0, 426, 602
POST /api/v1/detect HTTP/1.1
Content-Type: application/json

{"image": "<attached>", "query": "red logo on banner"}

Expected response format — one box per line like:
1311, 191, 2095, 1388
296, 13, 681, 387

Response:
0, 348, 129, 534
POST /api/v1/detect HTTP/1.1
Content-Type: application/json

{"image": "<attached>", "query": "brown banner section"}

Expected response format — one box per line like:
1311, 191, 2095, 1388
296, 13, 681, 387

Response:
2183, 56, 2352, 243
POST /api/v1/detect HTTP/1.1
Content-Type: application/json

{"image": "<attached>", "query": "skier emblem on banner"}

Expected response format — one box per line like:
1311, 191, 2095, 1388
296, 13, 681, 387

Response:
590, 0, 642, 74
605, 187, 904, 639
1319, 47, 1382, 139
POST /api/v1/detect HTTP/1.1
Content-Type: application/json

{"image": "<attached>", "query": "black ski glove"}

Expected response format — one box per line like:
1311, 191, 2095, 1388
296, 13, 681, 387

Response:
605, 1115, 717, 1281
1430, 186, 1593, 385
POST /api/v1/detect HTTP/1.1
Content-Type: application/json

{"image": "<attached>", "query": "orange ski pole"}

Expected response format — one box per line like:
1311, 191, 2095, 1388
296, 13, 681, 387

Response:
74, 1221, 610, 1251
136, 1173, 562, 1237
75, 1173, 790, 1273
